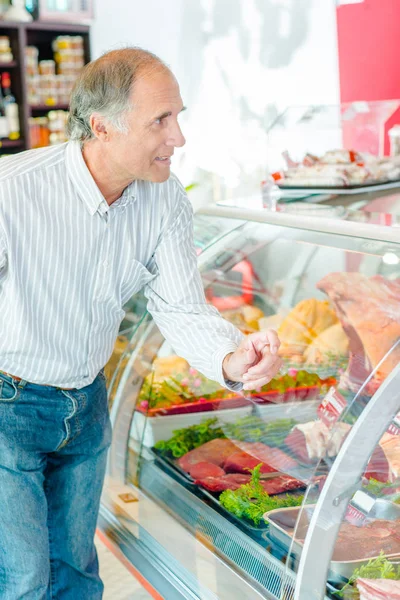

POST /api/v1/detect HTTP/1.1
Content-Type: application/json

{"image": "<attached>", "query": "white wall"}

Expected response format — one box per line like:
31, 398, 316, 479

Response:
91, 0, 340, 205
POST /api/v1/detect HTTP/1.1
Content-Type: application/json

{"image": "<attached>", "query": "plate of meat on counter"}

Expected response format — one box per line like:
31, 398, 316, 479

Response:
272, 149, 400, 192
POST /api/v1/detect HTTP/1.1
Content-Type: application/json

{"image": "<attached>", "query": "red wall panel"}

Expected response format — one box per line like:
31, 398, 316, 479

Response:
337, 0, 400, 103
337, 0, 400, 154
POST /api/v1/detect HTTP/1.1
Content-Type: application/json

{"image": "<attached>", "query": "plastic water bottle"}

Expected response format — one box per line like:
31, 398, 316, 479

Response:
261, 176, 282, 211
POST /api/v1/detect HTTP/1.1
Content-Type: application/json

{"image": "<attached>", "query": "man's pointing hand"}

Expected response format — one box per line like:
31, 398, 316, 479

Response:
222, 329, 283, 391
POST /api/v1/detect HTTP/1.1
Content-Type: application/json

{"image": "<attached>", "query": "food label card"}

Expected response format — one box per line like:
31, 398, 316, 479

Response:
387, 412, 400, 436
345, 491, 375, 526
318, 387, 347, 428
345, 503, 368, 525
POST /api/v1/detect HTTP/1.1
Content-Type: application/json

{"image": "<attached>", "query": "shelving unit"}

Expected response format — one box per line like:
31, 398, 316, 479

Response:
0, 20, 90, 155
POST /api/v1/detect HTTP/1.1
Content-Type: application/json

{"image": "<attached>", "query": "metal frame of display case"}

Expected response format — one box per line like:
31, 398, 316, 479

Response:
101, 206, 400, 600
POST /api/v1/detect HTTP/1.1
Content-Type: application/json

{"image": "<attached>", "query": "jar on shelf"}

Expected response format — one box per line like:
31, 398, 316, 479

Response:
27, 75, 40, 105
0, 36, 13, 63
38, 75, 57, 106
25, 46, 39, 76
39, 60, 56, 76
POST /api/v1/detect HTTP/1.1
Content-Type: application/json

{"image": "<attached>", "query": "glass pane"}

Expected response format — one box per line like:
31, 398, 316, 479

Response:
110, 215, 400, 599
282, 356, 400, 599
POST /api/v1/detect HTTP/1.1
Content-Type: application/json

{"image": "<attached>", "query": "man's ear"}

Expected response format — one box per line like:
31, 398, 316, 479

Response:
90, 113, 110, 141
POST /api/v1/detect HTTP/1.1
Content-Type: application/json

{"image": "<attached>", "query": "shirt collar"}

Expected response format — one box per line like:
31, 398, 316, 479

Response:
65, 141, 106, 216
65, 141, 137, 216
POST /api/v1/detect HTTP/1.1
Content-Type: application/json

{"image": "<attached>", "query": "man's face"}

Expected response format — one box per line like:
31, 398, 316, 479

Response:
106, 68, 186, 183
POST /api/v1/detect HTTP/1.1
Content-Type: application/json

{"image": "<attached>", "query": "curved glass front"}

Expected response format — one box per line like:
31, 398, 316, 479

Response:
105, 214, 400, 600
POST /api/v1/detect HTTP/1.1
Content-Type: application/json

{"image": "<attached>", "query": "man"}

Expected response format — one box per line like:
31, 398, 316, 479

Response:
0, 48, 281, 599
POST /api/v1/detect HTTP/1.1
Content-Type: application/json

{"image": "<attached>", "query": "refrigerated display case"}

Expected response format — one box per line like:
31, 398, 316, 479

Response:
99, 205, 400, 600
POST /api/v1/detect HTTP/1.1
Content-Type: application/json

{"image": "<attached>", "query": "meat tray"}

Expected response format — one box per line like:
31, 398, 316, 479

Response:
264, 505, 400, 584
151, 447, 198, 488
131, 403, 253, 447
277, 178, 400, 194
151, 447, 274, 543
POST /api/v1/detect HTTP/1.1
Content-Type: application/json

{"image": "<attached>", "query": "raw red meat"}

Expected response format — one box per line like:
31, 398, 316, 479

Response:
260, 475, 305, 494
177, 439, 238, 473
357, 578, 400, 600
317, 272, 400, 383
285, 428, 312, 463
236, 442, 298, 473
224, 451, 277, 475
187, 462, 225, 480
364, 444, 391, 482
195, 473, 251, 493
194, 472, 304, 494
364, 433, 400, 483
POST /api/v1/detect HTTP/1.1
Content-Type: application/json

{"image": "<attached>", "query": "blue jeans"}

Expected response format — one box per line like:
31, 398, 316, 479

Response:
0, 371, 111, 599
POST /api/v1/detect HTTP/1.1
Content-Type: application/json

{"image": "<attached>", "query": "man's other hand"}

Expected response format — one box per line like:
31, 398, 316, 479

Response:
222, 330, 282, 391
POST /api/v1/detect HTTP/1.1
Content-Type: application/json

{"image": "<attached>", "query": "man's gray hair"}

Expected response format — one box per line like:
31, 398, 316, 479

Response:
66, 47, 168, 143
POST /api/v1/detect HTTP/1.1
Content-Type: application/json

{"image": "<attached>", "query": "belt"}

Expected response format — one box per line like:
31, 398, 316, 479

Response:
0, 370, 75, 391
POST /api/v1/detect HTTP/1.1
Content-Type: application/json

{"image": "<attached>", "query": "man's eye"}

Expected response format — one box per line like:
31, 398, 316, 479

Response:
154, 118, 164, 125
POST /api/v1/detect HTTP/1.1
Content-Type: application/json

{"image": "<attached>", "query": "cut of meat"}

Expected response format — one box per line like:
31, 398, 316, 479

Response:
187, 462, 225, 480
194, 472, 304, 494
178, 439, 299, 479
177, 439, 238, 473
236, 442, 299, 473
194, 473, 251, 493
333, 519, 400, 561
357, 578, 400, 600
317, 272, 400, 383
259, 475, 304, 494
224, 451, 278, 475
365, 433, 400, 483
285, 421, 351, 463
365, 443, 392, 483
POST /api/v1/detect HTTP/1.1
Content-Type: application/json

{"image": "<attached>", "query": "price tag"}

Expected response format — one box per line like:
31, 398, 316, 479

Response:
345, 503, 368, 525
345, 490, 375, 525
387, 412, 400, 436
318, 387, 347, 428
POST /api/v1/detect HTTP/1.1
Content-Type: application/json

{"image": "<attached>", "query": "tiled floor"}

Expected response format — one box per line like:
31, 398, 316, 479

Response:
95, 535, 154, 600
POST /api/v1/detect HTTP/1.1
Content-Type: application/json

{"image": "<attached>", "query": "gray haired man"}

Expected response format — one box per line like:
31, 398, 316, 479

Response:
0, 47, 281, 598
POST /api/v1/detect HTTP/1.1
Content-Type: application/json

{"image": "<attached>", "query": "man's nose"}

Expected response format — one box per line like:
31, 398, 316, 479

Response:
167, 122, 186, 148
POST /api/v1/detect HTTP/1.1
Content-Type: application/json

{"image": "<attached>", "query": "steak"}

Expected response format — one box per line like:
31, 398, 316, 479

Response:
177, 439, 238, 473
194, 472, 303, 495
195, 473, 251, 492
187, 462, 225, 480
259, 475, 304, 495
224, 451, 278, 475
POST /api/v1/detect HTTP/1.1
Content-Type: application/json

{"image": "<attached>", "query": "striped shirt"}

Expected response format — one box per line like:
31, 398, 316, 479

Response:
0, 141, 243, 389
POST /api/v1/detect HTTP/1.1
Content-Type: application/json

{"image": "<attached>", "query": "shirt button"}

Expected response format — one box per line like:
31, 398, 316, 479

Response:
103, 260, 109, 267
